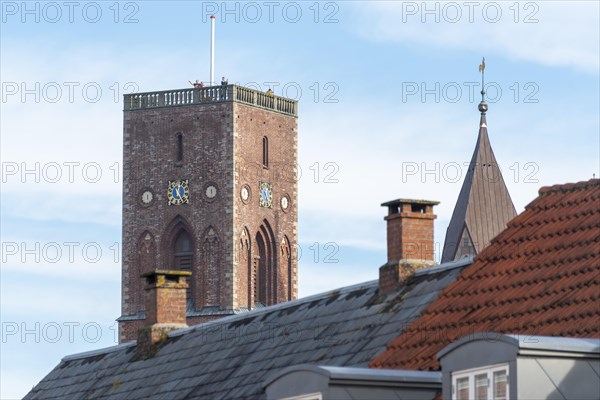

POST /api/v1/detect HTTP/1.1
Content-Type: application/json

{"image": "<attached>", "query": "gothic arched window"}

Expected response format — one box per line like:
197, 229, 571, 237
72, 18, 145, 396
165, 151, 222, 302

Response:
174, 230, 192, 298
174, 230, 192, 269
254, 220, 276, 306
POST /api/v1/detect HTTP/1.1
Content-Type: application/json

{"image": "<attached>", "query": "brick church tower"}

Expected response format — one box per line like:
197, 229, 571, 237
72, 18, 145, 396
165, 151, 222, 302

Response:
118, 85, 298, 342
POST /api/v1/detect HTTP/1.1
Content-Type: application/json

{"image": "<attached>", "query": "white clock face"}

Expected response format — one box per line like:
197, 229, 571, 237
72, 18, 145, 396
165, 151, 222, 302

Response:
206, 185, 217, 198
281, 196, 289, 209
241, 187, 249, 201
142, 191, 153, 204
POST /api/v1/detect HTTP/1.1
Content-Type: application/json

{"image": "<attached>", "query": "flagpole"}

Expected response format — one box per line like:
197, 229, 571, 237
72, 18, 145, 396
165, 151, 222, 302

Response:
210, 15, 215, 86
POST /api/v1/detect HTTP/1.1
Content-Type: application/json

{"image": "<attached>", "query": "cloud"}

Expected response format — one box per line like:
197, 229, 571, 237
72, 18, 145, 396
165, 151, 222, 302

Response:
348, 1, 599, 74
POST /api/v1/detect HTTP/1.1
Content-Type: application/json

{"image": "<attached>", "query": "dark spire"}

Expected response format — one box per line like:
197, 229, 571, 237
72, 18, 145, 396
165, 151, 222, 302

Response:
441, 59, 516, 263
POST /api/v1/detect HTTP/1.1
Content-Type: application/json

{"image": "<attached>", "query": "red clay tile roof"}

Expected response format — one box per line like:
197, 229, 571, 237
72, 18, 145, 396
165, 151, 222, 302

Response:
371, 179, 600, 371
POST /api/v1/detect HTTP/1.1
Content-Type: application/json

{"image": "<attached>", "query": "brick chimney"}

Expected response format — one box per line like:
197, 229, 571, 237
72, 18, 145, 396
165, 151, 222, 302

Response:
137, 270, 191, 351
379, 198, 439, 294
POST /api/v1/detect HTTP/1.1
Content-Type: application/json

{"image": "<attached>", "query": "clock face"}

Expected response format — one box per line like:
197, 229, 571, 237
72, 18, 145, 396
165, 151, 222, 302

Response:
281, 195, 289, 210
206, 185, 217, 199
259, 181, 272, 208
141, 190, 153, 204
167, 179, 190, 206
241, 186, 249, 201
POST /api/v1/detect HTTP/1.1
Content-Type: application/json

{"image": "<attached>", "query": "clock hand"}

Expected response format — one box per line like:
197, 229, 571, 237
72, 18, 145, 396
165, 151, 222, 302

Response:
173, 186, 182, 200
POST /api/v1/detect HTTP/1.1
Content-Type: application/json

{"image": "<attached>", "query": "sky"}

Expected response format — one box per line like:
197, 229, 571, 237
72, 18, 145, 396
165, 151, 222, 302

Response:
1, 1, 599, 398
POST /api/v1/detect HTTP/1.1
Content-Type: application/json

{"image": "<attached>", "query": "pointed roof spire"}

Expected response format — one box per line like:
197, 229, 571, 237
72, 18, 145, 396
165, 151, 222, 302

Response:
441, 59, 517, 263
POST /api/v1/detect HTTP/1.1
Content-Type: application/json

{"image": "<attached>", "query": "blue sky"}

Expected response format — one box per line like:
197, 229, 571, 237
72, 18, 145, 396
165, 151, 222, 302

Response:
1, 1, 599, 398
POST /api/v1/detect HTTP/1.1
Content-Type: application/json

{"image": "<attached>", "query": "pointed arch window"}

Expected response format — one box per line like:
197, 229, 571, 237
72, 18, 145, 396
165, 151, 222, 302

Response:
174, 229, 192, 299
174, 230, 192, 269
262, 136, 269, 168
254, 220, 276, 306
255, 232, 267, 305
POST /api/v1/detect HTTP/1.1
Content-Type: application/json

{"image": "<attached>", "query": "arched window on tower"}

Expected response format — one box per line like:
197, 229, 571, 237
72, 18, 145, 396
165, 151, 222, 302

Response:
176, 133, 184, 163
255, 232, 267, 305
174, 230, 192, 298
254, 220, 276, 306
262, 136, 269, 168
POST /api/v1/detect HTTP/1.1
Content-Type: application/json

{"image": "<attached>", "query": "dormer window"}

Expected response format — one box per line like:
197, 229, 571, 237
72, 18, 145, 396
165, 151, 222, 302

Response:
452, 364, 508, 400
440, 334, 599, 400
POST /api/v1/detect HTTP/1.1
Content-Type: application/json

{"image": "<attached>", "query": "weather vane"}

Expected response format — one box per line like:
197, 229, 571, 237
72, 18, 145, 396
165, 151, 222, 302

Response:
478, 57, 488, 115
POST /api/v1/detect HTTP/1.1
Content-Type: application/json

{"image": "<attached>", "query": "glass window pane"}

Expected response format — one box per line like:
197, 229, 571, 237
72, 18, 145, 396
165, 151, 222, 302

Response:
494, 370, 507, 400
475, 373, 489, 400
182, 239, 190, 252
457, 377, 469, 400
175, 231, 191, 253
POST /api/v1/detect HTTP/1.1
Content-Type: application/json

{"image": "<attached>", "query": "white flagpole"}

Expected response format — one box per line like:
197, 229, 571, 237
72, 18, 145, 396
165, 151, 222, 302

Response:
210, 15, 215, 86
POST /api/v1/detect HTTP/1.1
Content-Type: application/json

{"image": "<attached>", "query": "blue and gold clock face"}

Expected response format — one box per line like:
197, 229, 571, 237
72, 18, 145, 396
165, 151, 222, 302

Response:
259, 181, 272, 208
167, 179, 190, 206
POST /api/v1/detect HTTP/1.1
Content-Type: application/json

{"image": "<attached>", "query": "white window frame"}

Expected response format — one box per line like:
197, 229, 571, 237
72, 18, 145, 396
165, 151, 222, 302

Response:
452, 363, 509, 400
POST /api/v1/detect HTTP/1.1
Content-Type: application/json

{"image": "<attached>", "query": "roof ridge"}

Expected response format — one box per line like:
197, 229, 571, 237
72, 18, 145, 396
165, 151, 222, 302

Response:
171, 279, 378, 336
61, 342, 136, 362
176, 259, 472, 337
414, 256, 473, 276
52, 260, 472, 364
538, 178, 599, 196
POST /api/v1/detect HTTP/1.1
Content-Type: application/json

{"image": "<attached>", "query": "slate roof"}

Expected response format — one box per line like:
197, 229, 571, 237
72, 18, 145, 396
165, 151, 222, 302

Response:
371, 179, 600, 371
25, 259, 470, 400
441, 113, 517, 262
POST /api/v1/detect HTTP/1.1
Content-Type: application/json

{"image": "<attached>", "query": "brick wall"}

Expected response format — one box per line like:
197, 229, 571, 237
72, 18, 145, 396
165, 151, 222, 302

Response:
380, 199, 438, 294
143, 271, 190, 325
232, 103, 298, 308
384, 201, 437, 263
120, 98, 298, 342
